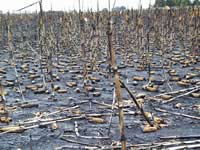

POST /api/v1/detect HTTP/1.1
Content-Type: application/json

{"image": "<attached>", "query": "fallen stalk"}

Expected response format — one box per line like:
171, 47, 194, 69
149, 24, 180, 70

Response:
160, 135, 200, 140
73, 121, 109, 139
120, 80, 154, 126
55, 145, 98, 150
155, 108, 200, 120
154, 86, 200, 98
167, 143, 200, 150
163, 87, 200, 104
0, 110, 137, 135
0, 115, 85, 135
60, 136, 101, 148
100, 139, 200, 150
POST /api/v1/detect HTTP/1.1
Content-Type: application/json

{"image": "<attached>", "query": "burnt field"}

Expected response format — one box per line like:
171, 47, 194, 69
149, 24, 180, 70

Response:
0, 5, 200, 150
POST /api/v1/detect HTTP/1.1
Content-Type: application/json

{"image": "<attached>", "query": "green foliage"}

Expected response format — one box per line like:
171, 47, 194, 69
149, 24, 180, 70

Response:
154, 0, 199, 7
180, 0, 192, 6
166, 0, 176, 7
193, 0, 200, 5
154, 0, 166, 7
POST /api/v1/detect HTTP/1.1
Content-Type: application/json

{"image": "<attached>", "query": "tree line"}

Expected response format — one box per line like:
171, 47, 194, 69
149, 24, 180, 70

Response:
154, 0, 200, 7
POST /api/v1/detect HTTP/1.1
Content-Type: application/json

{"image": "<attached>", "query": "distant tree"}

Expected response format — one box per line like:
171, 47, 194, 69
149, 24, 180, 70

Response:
193, 0, 200, 5
180, 0, 192, 6
154, 0, 166, 7
154, 0, 194, 7
166, 0, 176, 6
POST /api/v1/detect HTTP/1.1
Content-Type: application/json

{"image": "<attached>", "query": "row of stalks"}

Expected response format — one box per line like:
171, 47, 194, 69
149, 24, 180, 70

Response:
0, 2, 199, 149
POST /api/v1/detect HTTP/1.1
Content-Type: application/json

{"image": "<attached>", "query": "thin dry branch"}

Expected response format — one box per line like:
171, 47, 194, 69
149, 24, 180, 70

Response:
155, 108, 200, 120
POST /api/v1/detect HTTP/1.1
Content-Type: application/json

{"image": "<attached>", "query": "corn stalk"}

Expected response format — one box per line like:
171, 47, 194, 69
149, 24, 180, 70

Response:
107, 0, 126, 149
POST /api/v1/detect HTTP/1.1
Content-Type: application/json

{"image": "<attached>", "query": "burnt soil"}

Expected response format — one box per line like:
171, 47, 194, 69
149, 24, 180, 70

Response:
0, 45, 200, 150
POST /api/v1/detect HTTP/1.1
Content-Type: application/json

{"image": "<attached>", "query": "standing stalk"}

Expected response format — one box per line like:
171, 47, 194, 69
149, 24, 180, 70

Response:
38, 0, 47, 88
107, 0, 126, 149
79, 0, 87, 89
7, 14, 26, 101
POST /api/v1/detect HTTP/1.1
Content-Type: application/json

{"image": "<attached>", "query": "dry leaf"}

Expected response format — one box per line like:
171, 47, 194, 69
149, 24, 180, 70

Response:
191, 93, 200, 98
87, 117, 106, 124
136, 98, 144, 108
51, 123, 58, 130
85, 86, 95, 92
143, 85, 159, 92
160, 94, 173, 100
53, 85, 60, 91
177, 81, 190, 87
133, 76, 145, 81
0, 68, 6, 74
57, 89, 68, 93
71, 109, 82, 115
175, 103, 182, 109
142, 125, 158, 133
136, 93, 146, 99
89, 76, 100, 82
154, 117, 163, 124
169, 77, 181, 81
66, 82, 77, 87
192, 105, 200, 109
93, 92, 101, 97
0, 117, 12, 123
144, 112, 152, 118
0, 126, 25, 133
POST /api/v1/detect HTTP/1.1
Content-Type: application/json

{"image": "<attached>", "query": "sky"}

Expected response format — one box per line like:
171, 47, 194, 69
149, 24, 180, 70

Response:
0, 0, 155, 13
